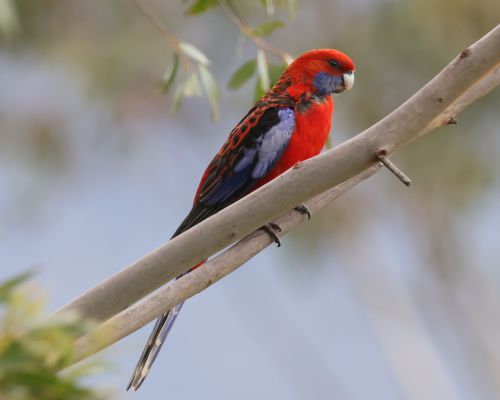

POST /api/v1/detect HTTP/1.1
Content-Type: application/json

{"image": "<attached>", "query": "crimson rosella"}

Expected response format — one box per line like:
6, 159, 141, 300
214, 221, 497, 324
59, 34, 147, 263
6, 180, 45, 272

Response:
127, 48, 355, 390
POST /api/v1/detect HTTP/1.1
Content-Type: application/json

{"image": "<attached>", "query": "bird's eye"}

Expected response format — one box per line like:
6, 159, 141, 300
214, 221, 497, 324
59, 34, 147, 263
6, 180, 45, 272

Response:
328, 59, 339, 68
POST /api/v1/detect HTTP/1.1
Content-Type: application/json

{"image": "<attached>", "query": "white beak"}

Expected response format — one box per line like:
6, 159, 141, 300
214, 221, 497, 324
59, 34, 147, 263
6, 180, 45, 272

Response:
343, 72, 355, 91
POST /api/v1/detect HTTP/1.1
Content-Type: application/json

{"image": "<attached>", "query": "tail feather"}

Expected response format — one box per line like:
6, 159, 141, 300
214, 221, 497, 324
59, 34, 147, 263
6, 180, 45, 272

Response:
127, 208, 208, 391
127, 301, 185, 391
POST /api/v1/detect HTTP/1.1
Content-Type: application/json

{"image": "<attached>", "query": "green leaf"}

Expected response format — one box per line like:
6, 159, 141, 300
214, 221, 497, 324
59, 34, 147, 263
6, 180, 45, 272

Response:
263, 0, 275, 15
179, 42, 210, 66
0, 270, 35, 303
188, 0, 218, 15
254, 63, 287, 101
0, 0, 19, 37
170, 76, 188, 114
227, 59, 257, 90
256, 50, 270, 91
251, 20, 284, 37
160, 54, 179, 94
183, 72, 202, 97
0, 275, 105, 400
198, 65, 220, 121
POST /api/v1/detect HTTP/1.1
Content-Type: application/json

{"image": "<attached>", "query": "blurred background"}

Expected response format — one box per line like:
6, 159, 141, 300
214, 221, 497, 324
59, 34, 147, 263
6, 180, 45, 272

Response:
1, 0, 499, 399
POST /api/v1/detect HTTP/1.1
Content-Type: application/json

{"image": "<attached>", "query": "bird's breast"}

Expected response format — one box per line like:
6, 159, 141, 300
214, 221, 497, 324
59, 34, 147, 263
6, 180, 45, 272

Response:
256, 96, 334, 186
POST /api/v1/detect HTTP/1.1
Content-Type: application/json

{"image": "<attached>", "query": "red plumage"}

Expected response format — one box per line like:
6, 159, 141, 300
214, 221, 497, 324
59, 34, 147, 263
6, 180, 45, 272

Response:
256, 96, 333, 187
193, 49, 354, 201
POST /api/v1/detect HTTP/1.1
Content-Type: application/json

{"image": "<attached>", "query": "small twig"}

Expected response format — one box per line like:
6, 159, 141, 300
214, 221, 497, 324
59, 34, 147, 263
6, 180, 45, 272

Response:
220, 0, 294, 64
132, 0, 179, 50
377, 150, 412, 187
132, 0, 193, 71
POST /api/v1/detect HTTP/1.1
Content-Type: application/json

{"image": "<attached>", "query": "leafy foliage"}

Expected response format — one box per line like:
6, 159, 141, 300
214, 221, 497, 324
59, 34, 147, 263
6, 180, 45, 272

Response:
0, 271, 35, 302
0, 273, 106, 400
254, 62, 287, 100
163, 42, 220, 120
256, 49, 271, 91
228, 57, 287, 102
259, 0, 297, 17
199, 64, 220, 121
151, 0, 294, 120
179, 42, 211, 67
227, 59, 257, 89
161, 54, 179, 94
187, 0, 219, 15
251, 20, 285, 37
0, 0, 19, 37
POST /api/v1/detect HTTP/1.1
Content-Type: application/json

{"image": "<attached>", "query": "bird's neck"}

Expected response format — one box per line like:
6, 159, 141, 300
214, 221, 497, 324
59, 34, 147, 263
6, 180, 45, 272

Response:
271, 74, 327, 103
285, 83, 315, 101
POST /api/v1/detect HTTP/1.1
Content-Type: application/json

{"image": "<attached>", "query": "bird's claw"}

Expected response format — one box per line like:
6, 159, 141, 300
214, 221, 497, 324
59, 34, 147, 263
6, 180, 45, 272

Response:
295, 204, 311, 220
261, 223, 282, 247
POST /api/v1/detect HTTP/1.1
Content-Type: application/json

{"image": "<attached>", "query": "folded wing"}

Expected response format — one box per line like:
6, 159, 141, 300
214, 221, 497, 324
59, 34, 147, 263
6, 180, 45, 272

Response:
174, 106, 295, 235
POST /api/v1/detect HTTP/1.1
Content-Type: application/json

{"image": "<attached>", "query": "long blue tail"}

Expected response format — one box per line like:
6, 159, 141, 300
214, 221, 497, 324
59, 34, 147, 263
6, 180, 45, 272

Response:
127, 301, 185, 390
127, 204, 217, 390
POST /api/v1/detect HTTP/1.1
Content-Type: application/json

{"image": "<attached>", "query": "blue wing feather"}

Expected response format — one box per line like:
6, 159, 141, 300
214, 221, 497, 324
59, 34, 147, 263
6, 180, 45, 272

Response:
202, 107, 295, 206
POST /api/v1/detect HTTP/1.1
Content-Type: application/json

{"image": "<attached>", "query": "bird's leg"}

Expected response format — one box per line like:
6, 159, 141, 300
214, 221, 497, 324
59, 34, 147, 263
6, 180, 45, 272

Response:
294, 204, 311, 220
261, 222, 282, 247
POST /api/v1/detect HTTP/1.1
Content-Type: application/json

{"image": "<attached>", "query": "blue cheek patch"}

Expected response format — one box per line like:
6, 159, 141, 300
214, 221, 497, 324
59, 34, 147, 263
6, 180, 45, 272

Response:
313, 72, 343, 95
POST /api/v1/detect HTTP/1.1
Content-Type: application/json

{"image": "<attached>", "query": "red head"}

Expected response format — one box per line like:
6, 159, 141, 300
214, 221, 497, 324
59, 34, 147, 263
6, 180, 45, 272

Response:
282, 49, 355, 97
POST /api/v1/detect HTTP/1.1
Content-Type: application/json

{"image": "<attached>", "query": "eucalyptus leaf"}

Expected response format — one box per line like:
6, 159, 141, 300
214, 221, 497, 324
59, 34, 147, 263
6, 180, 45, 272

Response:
264, 0, 275, 15
0, 274, 105, 400
0, 0, 19, 36
251, 20, 284, 37
287, 0, 297, 19
0, 270, 35, 302
170, 76, 188, 114
256, 50, 270, 91
227, 59, 257, 89
188, 0, 218, 14
199, 65, 220, 121
161, 54, 179, 94
254, 63, 287, 101
179, 42, 210, 66
183, 72, 202, 97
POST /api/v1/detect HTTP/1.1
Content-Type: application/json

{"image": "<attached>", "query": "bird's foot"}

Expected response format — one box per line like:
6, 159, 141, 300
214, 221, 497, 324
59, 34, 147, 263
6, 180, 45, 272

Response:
261, 222, 282, 247
295, 204, 311, 220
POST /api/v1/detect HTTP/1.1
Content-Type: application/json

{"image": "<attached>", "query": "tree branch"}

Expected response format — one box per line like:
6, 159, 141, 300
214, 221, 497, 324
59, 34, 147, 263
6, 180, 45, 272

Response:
72, 165, 380, 363
57, 26, 500, 362
132, 0, 180, 51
